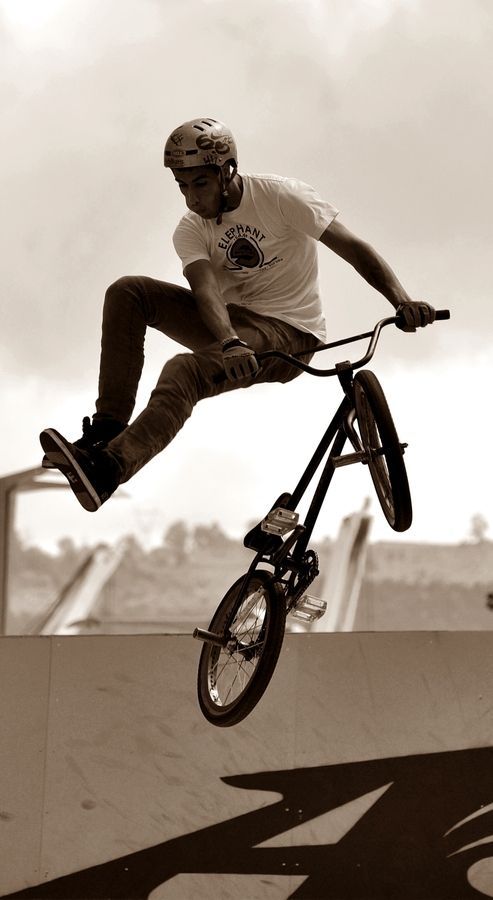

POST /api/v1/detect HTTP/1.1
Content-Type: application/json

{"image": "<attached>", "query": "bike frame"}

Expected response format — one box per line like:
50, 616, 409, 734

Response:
244, 311, 446, 589
283, 394, 352, 560
194, 309, 450, 724
245, 387, 351, 584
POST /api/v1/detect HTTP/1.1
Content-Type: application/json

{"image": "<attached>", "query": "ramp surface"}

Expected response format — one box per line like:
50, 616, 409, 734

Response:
1, 633, 493, 899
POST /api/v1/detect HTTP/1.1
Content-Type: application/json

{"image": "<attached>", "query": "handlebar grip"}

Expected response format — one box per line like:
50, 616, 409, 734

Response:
435, 309, 450, 320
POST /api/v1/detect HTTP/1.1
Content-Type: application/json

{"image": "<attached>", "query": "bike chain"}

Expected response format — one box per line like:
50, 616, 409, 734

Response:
288, 548, 320, 607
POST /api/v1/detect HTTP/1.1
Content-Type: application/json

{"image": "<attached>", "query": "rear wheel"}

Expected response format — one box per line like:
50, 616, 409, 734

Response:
354, 370, 412, 532
197, 570, 286, 727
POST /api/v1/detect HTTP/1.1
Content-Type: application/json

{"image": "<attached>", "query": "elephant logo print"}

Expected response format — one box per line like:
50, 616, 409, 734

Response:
226, 236, 278, 271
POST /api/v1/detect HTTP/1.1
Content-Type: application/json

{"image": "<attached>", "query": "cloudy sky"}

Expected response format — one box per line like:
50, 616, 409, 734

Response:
1, 0, 492, 550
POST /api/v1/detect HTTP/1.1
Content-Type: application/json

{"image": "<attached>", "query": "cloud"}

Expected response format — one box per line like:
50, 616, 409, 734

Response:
2, 0, 486, 353
2, 0, 492, 548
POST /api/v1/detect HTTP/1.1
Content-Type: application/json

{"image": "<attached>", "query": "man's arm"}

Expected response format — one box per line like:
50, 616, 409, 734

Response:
319, 220, 435, 331
184, 259, 259, 380
184, 259, 237, 342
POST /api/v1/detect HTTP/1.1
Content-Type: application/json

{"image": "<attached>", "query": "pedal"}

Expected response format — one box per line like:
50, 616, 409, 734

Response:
290, 594, 327, 623
261, 507, 299, 536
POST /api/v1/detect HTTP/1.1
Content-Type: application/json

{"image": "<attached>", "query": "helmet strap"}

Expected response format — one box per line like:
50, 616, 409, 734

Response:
216, 163, 238, 225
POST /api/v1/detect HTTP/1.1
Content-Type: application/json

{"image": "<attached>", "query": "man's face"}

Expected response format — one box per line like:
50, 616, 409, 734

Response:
172, 166, 221, 219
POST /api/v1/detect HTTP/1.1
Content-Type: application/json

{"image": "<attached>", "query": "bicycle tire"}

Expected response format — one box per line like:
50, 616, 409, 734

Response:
197, 570, 286, 727
354, 369, 412, 532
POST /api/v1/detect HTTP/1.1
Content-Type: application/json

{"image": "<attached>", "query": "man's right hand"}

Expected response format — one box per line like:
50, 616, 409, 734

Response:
222, 338, 259, 382
395, 300, 436, 332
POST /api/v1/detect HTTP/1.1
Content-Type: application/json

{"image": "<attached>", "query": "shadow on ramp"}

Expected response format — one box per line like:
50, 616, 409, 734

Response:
6, 746, 493, 899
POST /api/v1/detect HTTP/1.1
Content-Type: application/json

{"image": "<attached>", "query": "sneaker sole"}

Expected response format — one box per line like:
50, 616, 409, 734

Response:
39, 429, 102, 512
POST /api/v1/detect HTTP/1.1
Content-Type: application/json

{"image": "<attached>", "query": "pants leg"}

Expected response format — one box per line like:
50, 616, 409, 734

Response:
95, 274, 218, 424
102, 282, 320, 482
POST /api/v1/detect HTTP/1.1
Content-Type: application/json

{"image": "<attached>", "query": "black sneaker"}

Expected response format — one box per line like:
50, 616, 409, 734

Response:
39, 428, 122, 512
41, 416, 125, 469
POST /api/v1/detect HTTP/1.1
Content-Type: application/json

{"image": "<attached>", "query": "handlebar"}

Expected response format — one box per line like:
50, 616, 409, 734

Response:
214, 309, 450, 382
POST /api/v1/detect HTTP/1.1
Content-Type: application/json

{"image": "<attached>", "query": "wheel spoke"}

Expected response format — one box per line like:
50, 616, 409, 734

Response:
207, 587, 268, 707
199, 571, 286, 725
222, 663, 243, 705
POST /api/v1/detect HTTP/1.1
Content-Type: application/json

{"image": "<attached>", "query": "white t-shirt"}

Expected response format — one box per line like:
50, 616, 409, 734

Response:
172, 173, 339, 341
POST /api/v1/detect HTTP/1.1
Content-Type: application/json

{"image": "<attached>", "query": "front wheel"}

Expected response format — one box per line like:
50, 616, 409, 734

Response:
197, 570, 286, 727
354, 370, 412, 532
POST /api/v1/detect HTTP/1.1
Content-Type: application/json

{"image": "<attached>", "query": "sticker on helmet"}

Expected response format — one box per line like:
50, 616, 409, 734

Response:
196, 134, 232, 157
170, 131, 184, 146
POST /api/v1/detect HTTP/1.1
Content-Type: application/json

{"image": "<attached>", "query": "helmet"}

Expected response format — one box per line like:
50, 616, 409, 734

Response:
164, 117, 238, 170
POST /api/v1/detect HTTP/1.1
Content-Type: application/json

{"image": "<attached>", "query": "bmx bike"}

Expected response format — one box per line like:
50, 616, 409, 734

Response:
193, 309, 450, 727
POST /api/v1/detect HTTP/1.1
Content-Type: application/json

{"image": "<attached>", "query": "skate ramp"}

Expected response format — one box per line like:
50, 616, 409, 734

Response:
1, 632, 493, 899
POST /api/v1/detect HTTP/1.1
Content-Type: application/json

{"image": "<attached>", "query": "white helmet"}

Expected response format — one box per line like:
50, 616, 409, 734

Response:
164, 117, 238, 169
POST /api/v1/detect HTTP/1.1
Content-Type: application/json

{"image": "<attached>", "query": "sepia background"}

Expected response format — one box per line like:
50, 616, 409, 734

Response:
1, 0, 492, 632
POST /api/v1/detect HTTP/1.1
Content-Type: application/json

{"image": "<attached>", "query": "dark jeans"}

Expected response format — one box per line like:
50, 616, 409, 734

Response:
97, 276, 320, 482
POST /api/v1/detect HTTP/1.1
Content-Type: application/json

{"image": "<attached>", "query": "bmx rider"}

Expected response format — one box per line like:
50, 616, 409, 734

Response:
40, 117, 436, 511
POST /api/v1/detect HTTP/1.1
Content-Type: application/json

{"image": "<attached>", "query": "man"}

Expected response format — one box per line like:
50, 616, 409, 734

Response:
40, 117, 435, 511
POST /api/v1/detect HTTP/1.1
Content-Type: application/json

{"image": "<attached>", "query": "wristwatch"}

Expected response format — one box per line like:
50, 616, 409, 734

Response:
221, 336, 245, 351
